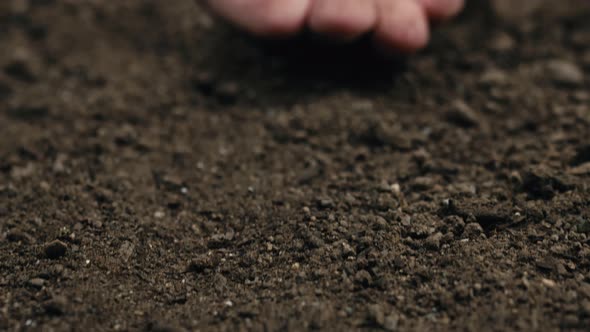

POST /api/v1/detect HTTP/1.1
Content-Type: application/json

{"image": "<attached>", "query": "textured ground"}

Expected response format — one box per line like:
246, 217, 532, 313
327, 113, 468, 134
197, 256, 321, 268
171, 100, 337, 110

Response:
1, 1, 590, 331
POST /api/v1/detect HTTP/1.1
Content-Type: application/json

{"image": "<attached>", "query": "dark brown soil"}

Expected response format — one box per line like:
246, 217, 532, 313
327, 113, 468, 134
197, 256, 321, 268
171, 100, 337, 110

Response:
1, 1, 590, 331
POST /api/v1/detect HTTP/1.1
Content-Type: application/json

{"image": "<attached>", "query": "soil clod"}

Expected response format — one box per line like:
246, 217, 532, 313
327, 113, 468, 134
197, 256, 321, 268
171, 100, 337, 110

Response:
445, 100, 481, 128
545, 59, 585, 87
462, 223, 484, 239
522, 166, 574, 199
187, 254, 218, 273
28, 278, 45, 289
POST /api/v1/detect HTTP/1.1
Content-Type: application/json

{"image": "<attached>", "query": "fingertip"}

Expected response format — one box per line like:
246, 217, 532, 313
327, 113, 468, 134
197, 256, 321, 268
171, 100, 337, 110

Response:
418, 0, 465, 21
308, 0, 377, 41
208, 0, 311, 38
374, 0, 430, 55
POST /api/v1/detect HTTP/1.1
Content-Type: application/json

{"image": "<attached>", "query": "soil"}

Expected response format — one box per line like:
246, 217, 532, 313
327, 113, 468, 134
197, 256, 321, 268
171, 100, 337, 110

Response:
1, 1, 590, 331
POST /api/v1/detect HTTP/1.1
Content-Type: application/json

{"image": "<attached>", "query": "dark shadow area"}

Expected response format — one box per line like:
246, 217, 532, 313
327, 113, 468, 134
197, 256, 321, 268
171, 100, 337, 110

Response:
252, 34, 409, 90
179, 1, 498, 108
183, 26, 410, 107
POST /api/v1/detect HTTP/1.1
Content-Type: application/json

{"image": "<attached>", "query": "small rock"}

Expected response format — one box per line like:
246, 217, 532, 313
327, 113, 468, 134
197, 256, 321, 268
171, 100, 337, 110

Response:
160, 174, 184, 191
509, 171, 523, 186
376, 181, 393, 193
569, 163, 590, 175
29, 278, 45, 289
10, 162, 36, 179
350, 100, 374, 112
213, 273, 228, 292
463, 223, 484, 239
424, 232, 443, 250
442, 216, 465, 234
187, 254, 218, 273
535, 257, 558, 272
442, 232, 455, 244
444, 198, 513, 228
118, 241, 135, 262
489, 32, 516, 52
341, 241, 356, 257
300, 226, 325, 249
44, 240, 67, 259
411, 176, 434, 191
361, 123, 413, 150
317, 197, 335, 209
446, 100, 481, 128
372, 215, 388, 230
207, 230, 235, 249
545, 60, 584, 87
52, 154, 68, 173
48, 264, 65, 277
541, 278, 556, 288
479, 68, 508, 87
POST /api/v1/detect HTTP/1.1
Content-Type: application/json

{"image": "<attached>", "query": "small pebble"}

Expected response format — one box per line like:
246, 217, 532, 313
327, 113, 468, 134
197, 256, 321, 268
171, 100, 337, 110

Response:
545, 60, 584, 87
463, 223, 484, 239
479, 68, 508, 87
317, 197, 335, 209
187, 254, 218, 273
29, 278, 45, 289
489, 32, 516, 52
446, 100, 481, 128
541, 278, 557, 288
425, 232, 444, 250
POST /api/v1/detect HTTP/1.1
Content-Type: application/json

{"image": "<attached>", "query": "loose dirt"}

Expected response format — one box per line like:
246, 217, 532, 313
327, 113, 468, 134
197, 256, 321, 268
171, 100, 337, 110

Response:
1, 1, 589, 331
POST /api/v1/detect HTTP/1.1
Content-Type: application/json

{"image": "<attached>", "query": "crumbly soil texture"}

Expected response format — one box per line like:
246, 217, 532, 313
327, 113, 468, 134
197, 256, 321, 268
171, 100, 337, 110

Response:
1, 1, 590, 331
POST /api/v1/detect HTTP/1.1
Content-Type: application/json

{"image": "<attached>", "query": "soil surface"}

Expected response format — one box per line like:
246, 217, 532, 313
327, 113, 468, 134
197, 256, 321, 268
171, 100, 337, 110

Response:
1, 1, 590, 331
